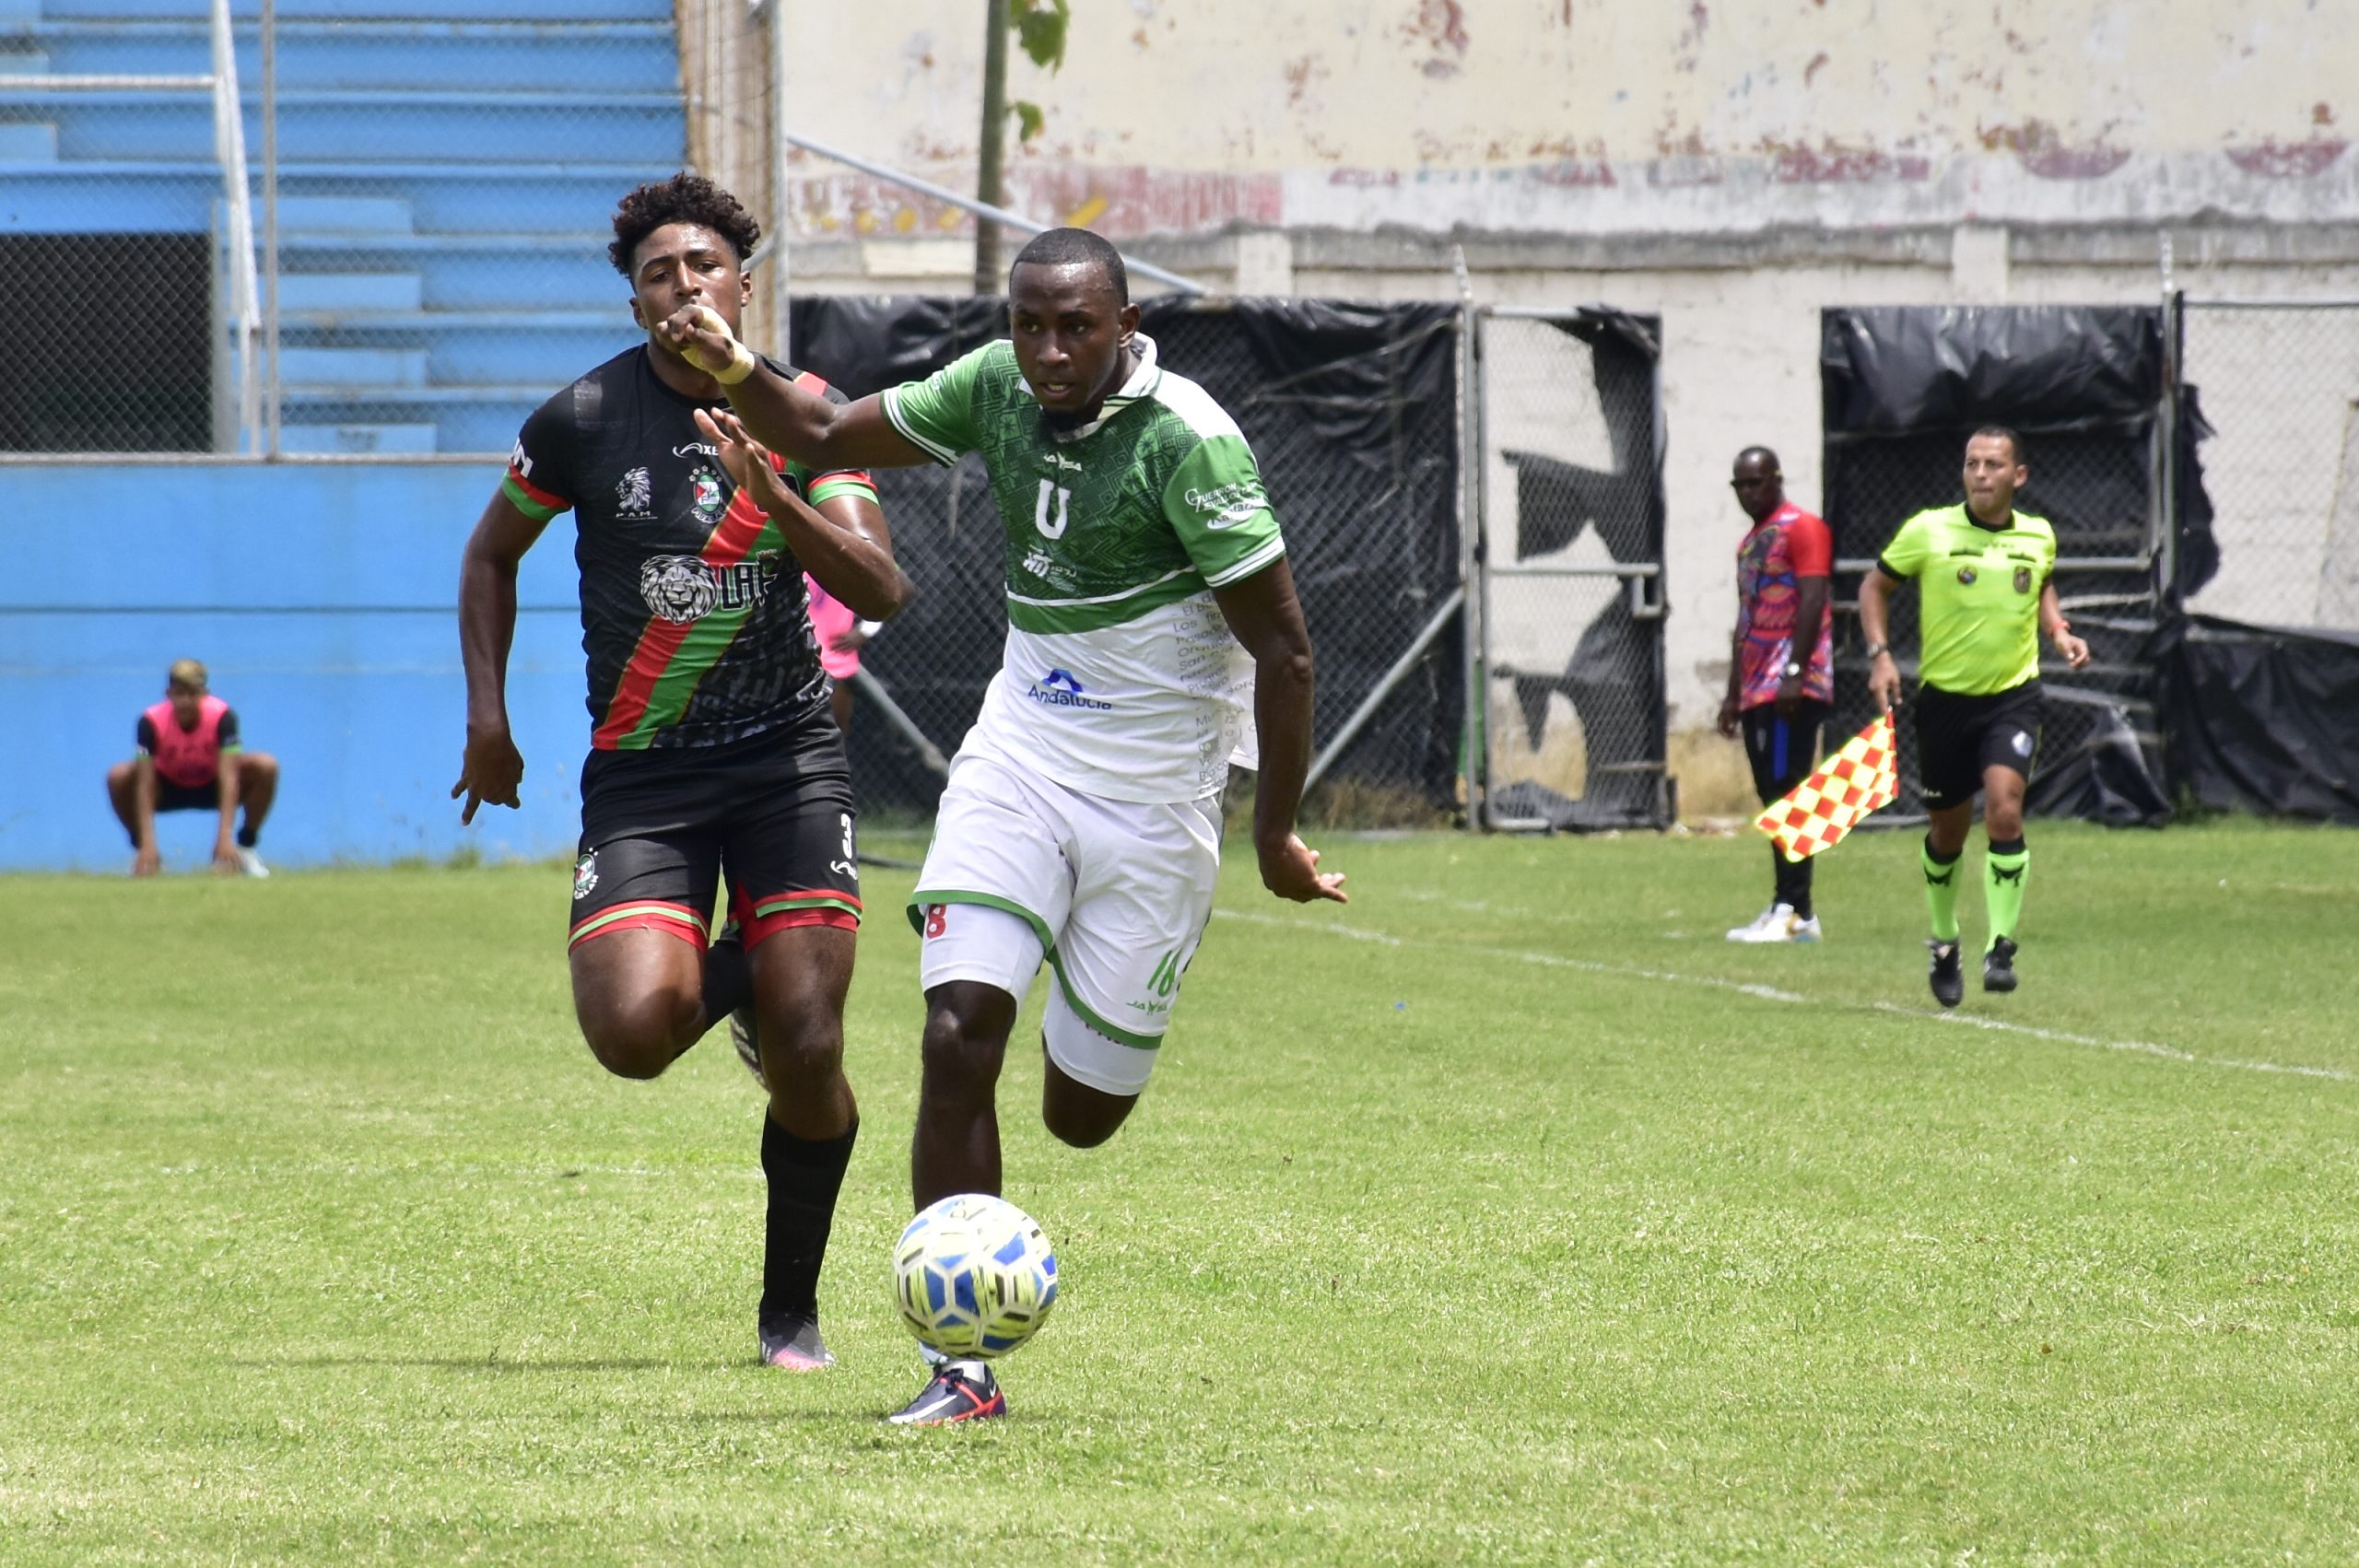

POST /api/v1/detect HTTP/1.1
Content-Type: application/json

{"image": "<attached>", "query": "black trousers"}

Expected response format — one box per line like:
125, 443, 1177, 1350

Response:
1742, 700, 1829, 916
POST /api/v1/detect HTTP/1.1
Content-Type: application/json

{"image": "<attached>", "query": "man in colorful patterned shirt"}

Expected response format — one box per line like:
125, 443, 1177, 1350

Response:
453, 174, 911, 1373
1716, 447, 1834, 943
1860, 427, 2090, 1006
664, 227, 1346, 1425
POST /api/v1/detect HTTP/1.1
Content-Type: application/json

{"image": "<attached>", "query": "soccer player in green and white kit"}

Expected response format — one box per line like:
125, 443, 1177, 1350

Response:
660, 228, 1347, 1424
1859, 427, 2090, 1007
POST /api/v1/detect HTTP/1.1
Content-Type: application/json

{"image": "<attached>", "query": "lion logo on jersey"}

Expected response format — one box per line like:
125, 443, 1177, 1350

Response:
615, 466, 651, 513
640, 554, 719, 623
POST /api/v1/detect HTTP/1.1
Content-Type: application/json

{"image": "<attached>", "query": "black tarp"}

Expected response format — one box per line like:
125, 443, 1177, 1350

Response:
1823, 306, 2164, 435
780, 297, 1462, 814
1819, 305, 2175, 824
2161, 613, 2359, 823
1484, 310, 1669, 830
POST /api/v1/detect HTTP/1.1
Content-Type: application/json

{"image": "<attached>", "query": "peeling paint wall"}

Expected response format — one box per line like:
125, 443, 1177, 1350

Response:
780, 0, 2359, 240
771, 4, 2355, 806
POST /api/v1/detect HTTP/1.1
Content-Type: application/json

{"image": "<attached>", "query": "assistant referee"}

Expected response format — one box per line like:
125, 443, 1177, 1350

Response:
1859, 427, 2090, 1008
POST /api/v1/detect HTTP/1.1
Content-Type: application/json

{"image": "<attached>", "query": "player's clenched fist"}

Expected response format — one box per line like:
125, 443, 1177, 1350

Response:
657, 304, 756, 385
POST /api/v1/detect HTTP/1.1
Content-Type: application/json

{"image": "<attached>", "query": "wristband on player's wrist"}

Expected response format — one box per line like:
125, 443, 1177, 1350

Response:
1863, 641, 1891, 661
686, 306, 757, 385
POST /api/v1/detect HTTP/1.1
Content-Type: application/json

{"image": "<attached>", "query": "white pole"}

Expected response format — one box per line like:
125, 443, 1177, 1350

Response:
768, 0, 792, 361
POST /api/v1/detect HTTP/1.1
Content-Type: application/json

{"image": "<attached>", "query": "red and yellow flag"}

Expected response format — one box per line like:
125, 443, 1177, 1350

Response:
1755, 712, 1900, 862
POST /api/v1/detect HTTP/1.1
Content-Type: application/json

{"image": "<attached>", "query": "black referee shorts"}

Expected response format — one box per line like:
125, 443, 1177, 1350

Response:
1912, 681, 2041, 811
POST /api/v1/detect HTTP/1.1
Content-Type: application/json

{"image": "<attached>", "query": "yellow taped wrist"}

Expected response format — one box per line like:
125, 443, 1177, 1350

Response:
685, 305, 757, 385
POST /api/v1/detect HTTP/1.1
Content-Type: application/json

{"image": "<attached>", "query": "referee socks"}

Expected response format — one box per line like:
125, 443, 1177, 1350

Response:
1921, 835, 1964, 942
1984, 837, 2029, 951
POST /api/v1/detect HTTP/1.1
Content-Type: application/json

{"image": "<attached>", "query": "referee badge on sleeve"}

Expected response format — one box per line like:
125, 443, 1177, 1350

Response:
2013, 566, 2033, 592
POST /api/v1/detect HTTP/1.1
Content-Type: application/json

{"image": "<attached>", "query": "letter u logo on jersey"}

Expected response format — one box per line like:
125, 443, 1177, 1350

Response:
1035, 479, 1071, 540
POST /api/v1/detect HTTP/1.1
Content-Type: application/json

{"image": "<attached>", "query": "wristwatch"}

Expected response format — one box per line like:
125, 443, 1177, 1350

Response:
1863, 641, 1890, 660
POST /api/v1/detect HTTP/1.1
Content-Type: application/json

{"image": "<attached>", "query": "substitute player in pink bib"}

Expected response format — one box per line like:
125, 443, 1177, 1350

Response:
107, 658, 278, 877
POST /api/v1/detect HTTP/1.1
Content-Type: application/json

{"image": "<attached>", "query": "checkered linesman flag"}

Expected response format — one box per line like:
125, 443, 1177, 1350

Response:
1755, 712, 1900, 862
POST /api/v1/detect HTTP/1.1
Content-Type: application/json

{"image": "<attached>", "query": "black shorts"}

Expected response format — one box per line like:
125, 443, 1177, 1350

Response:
1739, 700, 1829, 805
1913, 682, 2042, 811
154, 778, 221, 812
568, 720, 862, 954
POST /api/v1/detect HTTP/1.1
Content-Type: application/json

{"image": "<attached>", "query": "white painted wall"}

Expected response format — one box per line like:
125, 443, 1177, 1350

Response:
768, 1, 2359, 748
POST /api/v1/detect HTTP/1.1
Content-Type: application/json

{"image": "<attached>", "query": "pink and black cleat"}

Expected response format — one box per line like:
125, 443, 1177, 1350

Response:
757, 1313, 834, 1372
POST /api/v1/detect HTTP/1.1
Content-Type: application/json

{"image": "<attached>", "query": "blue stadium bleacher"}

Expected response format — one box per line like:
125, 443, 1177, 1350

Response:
0, 0, 684, 452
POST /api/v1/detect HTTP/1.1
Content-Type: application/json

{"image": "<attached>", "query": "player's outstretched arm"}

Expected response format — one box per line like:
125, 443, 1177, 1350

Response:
1212, 558, 1347, 906
656, 305, 929, 472
694, 408, 912, 623
453, 492, 549, 824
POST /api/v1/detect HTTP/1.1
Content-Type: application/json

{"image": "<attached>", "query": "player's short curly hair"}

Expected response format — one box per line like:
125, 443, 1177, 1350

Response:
608, 172, 761, 278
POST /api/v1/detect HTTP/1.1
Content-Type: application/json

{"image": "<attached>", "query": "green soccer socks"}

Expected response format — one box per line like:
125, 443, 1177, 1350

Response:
1984, 837, 2028, 951
1921, 836, 1963, 942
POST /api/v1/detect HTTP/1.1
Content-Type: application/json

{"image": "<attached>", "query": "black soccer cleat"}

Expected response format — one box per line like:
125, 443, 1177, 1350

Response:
886, 1360, 1005, 1425
1927, 939, 1965, 1009
757, 1312, 834, 1372
1983, 936, 2020, 994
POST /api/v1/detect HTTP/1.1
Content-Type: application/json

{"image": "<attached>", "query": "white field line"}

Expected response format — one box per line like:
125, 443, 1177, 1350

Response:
1212, 907, 2353, 1086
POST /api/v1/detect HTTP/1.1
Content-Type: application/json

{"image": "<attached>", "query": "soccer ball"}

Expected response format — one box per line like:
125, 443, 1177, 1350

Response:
892, 1193, 1059, 1359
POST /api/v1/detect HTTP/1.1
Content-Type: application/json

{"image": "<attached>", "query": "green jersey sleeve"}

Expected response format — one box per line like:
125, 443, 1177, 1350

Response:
1877, 509, 1937, 579
880, 344, 996, 466
1162, 434, 1285, 589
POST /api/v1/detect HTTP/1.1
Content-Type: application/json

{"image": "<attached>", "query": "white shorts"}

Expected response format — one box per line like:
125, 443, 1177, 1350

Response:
912, 746, 1223, 1095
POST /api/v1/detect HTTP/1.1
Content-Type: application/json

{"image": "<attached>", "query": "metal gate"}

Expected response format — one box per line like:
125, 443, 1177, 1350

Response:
1466, 307, 1673, 831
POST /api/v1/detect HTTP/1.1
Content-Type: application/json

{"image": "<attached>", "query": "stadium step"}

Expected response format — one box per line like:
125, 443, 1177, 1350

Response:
273, 193, 416, 236
35, 0, 671, 20
15, 19, 678, 95
266, 345, 430, 389
275, 420, 440, 455
0, 89, 687, 165
0, 122, 55, 159
274, 311, 638, 389
276, 387, 546, 454
274, 271, 424, 312
278, 238, 622, 311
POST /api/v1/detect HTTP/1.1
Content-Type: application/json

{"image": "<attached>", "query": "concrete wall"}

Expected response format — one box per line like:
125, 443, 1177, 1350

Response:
0, 462, 585, 872
774, 0, 2358, 256
763, 1, 2359, 788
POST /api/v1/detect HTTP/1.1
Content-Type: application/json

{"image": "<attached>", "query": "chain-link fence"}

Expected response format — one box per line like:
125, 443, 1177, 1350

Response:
784, 297, 1466, 823
2177, 298, 2359, 633
1820, 307, 2170, 821
1472, 309, 1671, 830
2, 0, 687, 456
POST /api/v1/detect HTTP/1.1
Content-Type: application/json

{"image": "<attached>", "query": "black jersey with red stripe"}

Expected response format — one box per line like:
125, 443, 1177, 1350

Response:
501, 345, 878, 751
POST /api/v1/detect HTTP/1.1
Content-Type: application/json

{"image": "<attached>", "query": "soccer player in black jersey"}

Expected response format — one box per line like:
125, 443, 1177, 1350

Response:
453, 173, 910, 1371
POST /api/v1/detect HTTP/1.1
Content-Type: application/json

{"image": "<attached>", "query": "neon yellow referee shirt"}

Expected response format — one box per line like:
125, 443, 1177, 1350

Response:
1876, 505, 2057, 696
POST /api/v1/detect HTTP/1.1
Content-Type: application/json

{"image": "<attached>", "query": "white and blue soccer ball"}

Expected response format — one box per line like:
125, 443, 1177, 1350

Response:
892, 1193, 1059, 1360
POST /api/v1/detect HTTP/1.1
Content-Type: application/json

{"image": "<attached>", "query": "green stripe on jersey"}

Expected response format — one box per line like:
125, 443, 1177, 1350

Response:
500, 474, 565, 523
806, 476, 878, 509
1003, 568, 1210, 634
616, 519, 786, 746
905, 889, 1166, 1050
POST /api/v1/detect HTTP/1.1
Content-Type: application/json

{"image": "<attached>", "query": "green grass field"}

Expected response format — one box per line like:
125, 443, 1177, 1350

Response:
5, 821, 2358, 1564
